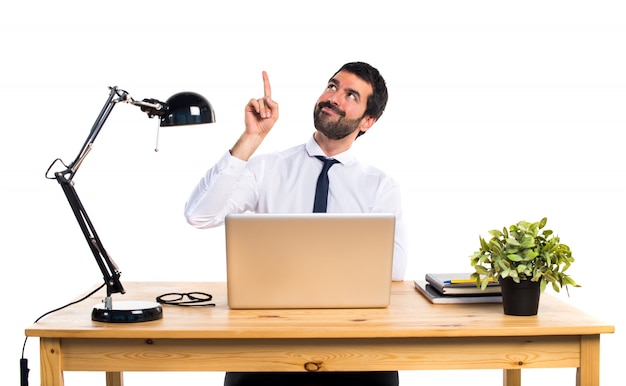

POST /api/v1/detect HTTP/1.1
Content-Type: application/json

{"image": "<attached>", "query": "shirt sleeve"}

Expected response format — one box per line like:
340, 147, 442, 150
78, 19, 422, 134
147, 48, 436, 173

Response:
183, 151, 257, 228
391, 214, 409, 281
374, 177, 409, 282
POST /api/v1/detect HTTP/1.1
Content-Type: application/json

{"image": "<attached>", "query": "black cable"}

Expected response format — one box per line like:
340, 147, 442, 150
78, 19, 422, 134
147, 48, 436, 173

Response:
20, 283, 106, 386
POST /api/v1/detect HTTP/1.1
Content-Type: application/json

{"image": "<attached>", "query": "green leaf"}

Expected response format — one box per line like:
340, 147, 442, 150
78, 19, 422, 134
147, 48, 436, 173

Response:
506, 237, 520, 246
479, 236, 489, 250
507, 254, 523, 262
489, 230, 503, 238
519, 235, 535, 248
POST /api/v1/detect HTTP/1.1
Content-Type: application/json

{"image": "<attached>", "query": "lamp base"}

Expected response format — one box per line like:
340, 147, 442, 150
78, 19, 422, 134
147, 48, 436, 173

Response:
92, 301, 163, 323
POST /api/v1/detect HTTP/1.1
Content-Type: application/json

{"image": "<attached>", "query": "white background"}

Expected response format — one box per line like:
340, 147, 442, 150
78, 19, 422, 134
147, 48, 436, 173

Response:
2, 1, 623, 385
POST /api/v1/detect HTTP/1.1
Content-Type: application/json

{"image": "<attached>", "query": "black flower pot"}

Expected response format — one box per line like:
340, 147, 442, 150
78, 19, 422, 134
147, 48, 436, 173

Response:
498, 277, 541, 316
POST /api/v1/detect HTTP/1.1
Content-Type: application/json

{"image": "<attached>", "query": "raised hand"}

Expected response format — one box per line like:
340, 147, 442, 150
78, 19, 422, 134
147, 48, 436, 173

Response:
244, 71, 279, 137
231, 71, 280, 160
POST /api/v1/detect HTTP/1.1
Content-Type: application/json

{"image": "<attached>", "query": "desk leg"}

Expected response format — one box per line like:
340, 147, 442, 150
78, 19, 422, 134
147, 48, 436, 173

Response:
577, 334, 600, 386
40, 338, 64, 386
503, 369, 521, 386
106, 372, 124, 386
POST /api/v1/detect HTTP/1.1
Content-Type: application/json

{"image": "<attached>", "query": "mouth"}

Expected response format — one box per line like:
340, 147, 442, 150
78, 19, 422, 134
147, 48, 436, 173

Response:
318, 102, 345, 117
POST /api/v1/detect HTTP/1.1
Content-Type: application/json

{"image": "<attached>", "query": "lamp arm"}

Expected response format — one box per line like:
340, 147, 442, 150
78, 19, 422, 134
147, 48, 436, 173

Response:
47, 86, 129, 301
46, 86, 170, 302
46, 86, 165, 303
67, 87, 122, 178
55, 176, 125, 298
65, 87, 166, 178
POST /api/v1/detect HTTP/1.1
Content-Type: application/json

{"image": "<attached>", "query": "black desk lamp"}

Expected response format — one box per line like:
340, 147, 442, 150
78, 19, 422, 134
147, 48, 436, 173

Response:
45, 86, 215, 323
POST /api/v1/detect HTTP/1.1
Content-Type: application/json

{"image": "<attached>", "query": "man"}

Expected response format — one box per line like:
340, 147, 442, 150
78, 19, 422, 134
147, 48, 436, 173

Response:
184, 62, 408, 386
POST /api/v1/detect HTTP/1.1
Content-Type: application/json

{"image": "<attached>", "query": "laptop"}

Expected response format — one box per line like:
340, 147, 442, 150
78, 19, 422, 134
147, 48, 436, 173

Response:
224, 213, 395, 309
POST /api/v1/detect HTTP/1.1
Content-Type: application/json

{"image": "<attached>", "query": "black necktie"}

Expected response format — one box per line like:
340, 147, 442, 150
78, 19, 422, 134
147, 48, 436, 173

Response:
313, 156, 340, 213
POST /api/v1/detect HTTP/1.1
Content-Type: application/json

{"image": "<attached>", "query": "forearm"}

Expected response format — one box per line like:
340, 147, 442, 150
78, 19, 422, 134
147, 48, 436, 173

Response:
230, 132, 266, 161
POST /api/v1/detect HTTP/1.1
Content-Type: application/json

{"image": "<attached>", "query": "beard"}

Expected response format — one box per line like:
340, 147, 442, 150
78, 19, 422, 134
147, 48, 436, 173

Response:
313, 101, 363, 140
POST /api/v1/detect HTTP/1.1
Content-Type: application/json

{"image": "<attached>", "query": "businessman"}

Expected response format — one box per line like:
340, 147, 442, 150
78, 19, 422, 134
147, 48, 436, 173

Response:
185, 62, 408, 385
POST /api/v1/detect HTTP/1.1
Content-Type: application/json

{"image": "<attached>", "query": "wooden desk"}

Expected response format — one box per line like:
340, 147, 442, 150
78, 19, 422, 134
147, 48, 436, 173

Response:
25, 281, 614, 386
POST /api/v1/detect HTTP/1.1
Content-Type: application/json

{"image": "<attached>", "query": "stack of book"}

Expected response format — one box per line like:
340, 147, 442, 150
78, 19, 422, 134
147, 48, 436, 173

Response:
414, 273, 502, 304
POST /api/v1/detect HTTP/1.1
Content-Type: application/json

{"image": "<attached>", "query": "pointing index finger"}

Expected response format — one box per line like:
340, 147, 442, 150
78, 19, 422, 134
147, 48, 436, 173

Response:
262, 71, 271, 99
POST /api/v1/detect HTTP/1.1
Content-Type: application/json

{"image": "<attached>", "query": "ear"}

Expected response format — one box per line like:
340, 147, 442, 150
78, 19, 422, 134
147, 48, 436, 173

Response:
358, 116, 376, 133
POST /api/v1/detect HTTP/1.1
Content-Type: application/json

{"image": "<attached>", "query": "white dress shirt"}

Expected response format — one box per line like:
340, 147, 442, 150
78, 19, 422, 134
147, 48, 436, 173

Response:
184, 135, 408, 280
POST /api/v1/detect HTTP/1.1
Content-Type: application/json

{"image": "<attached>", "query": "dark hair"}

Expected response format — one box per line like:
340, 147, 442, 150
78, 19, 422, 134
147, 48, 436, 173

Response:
332, 62, 388, 121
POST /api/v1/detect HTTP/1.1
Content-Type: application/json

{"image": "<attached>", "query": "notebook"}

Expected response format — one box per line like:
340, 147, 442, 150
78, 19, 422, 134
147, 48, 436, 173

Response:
224, 213, 395, 309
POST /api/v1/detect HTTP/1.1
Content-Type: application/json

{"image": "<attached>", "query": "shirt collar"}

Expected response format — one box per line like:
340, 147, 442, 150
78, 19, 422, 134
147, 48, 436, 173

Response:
305, 133, 355, 164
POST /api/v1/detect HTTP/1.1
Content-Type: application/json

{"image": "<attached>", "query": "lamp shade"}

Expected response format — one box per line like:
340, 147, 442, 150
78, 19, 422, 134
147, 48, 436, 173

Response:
160, 91, 216, 127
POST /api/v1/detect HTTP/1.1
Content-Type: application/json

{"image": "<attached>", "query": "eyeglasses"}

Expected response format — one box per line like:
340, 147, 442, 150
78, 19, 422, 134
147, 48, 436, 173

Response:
156, 292, 215, 307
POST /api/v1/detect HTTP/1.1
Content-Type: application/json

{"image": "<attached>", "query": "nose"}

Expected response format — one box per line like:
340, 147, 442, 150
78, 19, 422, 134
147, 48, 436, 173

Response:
326, 93, 340, 106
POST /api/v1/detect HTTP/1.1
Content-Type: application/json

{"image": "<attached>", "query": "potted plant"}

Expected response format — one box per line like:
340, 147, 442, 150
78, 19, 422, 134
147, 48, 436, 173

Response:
469, 217, 579, 315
